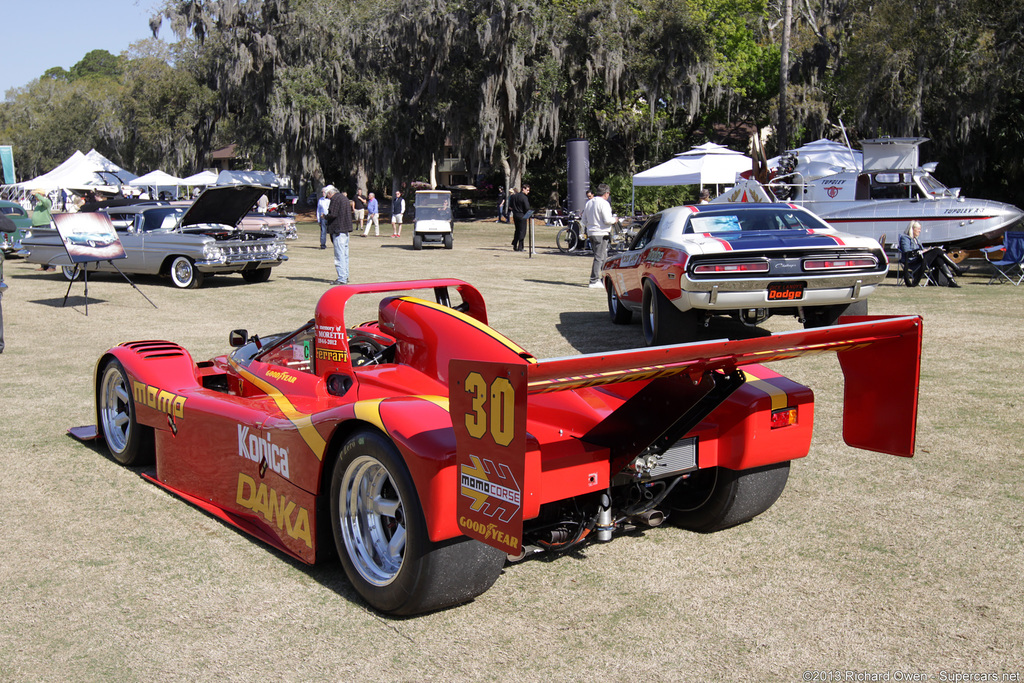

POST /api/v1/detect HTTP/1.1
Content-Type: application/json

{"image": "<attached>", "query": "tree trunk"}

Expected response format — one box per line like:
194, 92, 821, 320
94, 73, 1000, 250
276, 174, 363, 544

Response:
778, 0, 792, 153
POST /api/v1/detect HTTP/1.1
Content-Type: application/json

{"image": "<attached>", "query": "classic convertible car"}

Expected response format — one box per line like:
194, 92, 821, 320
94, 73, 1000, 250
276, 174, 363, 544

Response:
75, 279, 922, 615
601, 203, 888, 345
21, 185, 288, 288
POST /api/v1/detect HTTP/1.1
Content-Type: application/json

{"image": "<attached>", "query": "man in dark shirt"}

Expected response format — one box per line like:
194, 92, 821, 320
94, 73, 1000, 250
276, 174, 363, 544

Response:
508, 184, 532, 251
325, 186, 354, 285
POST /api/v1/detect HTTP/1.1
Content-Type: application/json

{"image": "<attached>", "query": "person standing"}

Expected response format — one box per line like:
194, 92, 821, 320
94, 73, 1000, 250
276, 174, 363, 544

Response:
354, 190, 367, 235
583, 183, 617, 288
257, 193, 269, 214
324, 186, 354, 285
30, 189, 55, 271
390, 191, 405, 238
497, 186, 508, 223
316, 187, 330, 249
364, 192, 380, 236
509, 184, 531, 251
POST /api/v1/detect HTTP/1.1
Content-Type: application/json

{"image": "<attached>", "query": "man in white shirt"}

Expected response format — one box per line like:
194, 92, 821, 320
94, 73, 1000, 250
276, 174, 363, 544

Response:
583, 183, 617, 288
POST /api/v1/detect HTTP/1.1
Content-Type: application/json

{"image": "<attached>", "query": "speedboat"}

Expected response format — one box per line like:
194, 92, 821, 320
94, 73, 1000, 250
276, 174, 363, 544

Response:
757, 137, 1023, 250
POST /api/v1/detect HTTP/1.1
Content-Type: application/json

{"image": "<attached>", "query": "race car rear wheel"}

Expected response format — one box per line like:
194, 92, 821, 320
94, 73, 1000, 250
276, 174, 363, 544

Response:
667, 462, 790, 533
97, 359, 154, 466
169, 256, 204, 289
606, 280, 633, 324
642, 281, 698, 346
241, 268, 272, 283
331, 429, 505, 615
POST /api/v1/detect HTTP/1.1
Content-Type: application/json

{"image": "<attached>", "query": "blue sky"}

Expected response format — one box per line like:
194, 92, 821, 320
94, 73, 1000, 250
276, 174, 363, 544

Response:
2, 0, 173, 96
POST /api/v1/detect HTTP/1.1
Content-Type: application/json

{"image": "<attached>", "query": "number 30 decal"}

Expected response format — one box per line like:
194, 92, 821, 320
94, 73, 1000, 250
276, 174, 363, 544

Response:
463, 371, 516, 446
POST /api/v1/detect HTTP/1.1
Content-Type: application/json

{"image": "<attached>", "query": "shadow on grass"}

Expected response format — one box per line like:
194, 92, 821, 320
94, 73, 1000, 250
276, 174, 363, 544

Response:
557, 310, 772, 354
30, 295, 107, 310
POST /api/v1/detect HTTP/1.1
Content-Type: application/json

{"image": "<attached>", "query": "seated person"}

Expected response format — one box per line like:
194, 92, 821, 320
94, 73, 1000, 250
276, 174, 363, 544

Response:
898, 221, 961, 288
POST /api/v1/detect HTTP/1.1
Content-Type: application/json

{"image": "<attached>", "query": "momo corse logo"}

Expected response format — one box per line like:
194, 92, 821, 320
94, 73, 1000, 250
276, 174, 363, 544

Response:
459, 454, 521, 523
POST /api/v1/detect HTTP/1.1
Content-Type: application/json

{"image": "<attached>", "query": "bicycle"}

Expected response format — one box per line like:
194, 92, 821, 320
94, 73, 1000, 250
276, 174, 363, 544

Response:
555, 213, 586, 253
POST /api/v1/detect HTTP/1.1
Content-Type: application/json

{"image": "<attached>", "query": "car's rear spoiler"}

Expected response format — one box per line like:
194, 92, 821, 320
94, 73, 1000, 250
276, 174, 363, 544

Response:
449, 315, 921, 554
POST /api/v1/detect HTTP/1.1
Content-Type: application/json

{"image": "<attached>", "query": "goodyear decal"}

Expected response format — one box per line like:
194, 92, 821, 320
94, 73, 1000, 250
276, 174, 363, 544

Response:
228, 357, 327, 460
265, 369, 297, 384
236, 473, 312, 548
133, 381, 186, 418
396, 297, 536, 363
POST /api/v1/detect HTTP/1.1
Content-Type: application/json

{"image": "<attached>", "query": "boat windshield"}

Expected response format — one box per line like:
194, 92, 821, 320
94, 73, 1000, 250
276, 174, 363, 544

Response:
688, 208, 826, 233
917, 174, 955, 198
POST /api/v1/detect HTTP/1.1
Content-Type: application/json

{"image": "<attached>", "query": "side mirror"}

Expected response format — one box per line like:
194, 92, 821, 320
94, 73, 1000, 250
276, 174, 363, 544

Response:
229, 329, 248, 347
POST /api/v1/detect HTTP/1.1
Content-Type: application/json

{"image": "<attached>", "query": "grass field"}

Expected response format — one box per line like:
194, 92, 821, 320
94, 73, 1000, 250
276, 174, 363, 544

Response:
1, 220, 1021, 681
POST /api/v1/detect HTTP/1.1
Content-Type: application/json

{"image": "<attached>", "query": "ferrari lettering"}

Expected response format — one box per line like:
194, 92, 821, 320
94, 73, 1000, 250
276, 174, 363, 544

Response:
458, 517, 519, 551
132, 381, 186, 418
237, 425, 290, 478
235, 473, 312, 548
316, 349, 348, 362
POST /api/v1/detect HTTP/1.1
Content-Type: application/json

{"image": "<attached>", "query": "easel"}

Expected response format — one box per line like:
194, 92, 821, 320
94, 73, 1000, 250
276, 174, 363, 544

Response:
62, 260, 157, 315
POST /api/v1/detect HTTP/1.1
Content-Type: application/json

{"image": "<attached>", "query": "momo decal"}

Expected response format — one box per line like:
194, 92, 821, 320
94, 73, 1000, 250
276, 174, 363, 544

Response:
460, 454, 521, 523
132, 381, 186, 418
235, 473, 311, 548
238, 425, 290, 478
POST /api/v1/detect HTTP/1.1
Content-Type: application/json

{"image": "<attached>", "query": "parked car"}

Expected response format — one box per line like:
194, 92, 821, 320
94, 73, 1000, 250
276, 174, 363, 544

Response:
75, 279, 922, 615
21, 185, 288, 288
0, 200, 32, 255
601, 203, 888, 345
240, 209, 298, 240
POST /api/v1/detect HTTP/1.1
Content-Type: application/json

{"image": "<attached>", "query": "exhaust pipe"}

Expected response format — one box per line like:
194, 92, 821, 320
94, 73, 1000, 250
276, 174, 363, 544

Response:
629, 509, 665, 527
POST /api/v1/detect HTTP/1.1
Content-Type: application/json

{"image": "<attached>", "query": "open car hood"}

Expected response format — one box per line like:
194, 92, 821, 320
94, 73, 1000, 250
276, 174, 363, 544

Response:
181, 185, 267, 229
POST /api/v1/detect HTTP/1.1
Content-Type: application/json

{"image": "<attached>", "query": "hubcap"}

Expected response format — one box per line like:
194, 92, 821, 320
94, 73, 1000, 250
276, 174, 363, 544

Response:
99, 366, 131, 454
173, 259, 193, 285
339, 455, 406, 586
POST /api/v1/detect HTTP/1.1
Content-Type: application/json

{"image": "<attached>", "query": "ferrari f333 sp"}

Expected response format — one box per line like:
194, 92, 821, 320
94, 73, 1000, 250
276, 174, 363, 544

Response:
75, 279, 922, 615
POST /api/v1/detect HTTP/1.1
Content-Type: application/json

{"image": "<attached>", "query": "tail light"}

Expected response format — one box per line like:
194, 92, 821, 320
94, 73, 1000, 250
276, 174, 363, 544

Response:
693, 261, 769, 274
771, 407, 797, 429
803, 257, 876, 271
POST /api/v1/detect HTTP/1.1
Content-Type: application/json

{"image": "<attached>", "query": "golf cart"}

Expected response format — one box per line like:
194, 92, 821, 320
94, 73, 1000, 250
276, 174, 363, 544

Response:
413, 190, 454, 250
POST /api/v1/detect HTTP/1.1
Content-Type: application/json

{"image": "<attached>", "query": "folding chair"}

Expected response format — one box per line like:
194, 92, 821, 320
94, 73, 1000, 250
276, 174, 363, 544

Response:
982, 231, 1024, 285
896, 238, 936, 286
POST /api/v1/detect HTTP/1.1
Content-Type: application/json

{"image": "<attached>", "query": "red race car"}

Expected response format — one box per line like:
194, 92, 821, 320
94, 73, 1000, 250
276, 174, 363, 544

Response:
75, 279, 922, 615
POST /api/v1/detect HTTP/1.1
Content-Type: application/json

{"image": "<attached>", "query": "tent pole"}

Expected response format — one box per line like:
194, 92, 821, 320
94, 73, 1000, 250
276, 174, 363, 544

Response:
631, 183, 635, 216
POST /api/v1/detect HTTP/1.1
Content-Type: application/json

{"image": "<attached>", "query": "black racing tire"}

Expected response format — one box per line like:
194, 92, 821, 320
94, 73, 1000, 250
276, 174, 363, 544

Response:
556, 227, 579, 253
62, 265, 80, 281
169, 256, 204, 289
330, 429, 506, 615
641, 280, 698, 346
606, 280, 633, 324
803, 299, 868, 329
443, 233, 453, 249
97, 359, 154, 466
668, 462, 791, 533
241, 268, 272, 283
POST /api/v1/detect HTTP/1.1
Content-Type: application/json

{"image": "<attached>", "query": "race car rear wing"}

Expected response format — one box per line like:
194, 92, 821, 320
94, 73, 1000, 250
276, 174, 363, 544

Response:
449, 314, 921, 555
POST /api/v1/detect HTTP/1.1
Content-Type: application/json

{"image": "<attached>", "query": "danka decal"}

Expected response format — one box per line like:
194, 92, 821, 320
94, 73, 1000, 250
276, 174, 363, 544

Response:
235, 473, 312, 548
132, 381, 186, 418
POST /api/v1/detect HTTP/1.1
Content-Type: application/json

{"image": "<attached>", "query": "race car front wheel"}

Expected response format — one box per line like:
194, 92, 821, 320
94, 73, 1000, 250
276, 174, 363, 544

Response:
97, 359, 154, 466
667, 462, 790, 532
331, 429, 505, 615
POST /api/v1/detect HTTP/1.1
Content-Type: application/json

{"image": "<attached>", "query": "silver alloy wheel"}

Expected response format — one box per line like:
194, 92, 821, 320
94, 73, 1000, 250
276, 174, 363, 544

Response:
338, 454, 406, 586
99, 363, 132, 455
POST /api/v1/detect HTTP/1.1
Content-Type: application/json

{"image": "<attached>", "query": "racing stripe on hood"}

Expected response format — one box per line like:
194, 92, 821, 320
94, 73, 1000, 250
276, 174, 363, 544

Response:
228, 358, 328, 458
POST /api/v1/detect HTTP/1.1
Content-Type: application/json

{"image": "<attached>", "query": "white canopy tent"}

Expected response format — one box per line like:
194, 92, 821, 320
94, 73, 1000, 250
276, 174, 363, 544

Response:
182, 170, 219, 185
631, 143, 753, 211
5, 149, 137, 196
129, 170, 187, 199
215, 170, 280, 187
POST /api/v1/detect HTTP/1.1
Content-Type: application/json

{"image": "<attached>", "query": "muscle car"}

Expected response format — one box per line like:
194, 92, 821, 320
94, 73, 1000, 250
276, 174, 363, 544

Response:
601, 203, 888, 345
